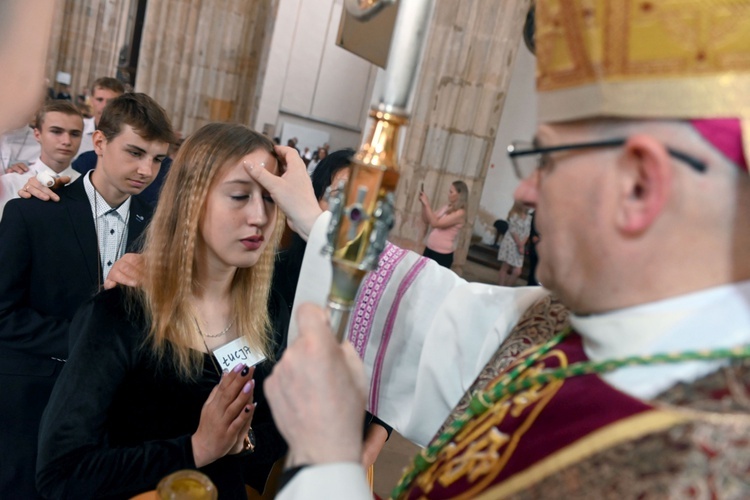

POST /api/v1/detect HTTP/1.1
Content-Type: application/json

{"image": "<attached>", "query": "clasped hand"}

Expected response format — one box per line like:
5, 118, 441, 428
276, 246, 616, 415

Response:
266, 304, 367, 468
192, 364, 256, 468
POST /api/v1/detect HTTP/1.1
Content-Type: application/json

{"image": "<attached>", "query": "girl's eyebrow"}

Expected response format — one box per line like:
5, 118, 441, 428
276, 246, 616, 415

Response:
223, 179, 253, 186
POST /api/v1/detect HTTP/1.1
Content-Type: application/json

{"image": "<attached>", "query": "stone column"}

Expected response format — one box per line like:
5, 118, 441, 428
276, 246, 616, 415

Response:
136, 0, 279, 135
390, 0, 531, 273
46, 0, 136, 96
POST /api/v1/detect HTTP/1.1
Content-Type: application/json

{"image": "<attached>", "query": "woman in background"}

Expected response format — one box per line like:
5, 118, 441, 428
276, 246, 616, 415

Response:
419, 180, 468, 269
37, 124, 290, 499
497, 201, 532, 286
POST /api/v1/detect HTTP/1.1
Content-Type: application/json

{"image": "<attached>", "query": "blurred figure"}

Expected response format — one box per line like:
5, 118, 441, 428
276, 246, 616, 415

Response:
75, 77, 126, 163
419, 180, 468, 269
55, 83, 72, 101
497, 201, 532, 286
306, 146, 328, 176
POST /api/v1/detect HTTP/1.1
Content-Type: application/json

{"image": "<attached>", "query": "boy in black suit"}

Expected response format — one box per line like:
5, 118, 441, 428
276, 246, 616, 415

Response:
0, 93, 175, 498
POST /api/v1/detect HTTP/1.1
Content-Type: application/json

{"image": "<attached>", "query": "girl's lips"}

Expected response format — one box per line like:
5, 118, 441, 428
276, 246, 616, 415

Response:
241, 235, 264, 251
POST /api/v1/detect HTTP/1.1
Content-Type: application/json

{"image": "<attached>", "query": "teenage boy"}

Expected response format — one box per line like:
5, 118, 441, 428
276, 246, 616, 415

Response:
0, 92, 175, 498
0, 100, 83, 218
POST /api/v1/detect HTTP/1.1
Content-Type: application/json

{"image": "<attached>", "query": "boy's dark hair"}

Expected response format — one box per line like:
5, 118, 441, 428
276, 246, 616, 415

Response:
97, 93, 176, 145
90, 77, 125, 95
35, 100, 83, 129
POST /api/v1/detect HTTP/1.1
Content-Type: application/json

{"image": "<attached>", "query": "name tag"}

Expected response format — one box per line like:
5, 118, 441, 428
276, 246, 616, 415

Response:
212, 337, 266, 373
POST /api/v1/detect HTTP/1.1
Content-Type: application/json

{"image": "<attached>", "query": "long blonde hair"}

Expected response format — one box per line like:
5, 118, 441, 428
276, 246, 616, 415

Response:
130, 123, 284, 379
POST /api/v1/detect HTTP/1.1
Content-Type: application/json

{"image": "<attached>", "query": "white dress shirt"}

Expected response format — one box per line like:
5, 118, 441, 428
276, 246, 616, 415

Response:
0, 125, 41, 170
83, 172, 131, 281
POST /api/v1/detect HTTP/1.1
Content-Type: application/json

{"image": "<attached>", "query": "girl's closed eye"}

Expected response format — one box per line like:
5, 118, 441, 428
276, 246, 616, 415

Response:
230, 193, 250, 201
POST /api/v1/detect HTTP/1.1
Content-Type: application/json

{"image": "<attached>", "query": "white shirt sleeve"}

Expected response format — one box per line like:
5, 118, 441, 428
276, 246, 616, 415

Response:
292, 212, 549, 446
276, 463, 371, 500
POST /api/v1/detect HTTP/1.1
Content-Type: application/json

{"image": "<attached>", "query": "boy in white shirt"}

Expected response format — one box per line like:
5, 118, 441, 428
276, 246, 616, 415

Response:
0, 100, 83, 219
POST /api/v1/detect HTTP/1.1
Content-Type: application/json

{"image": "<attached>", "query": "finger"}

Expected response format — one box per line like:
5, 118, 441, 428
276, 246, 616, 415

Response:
203, 381, 221, 406
228, 400, 255, 439
226, 378, 255, 419
341, 342, 368, 397
214, 364, 255, 416
295, 303, 332, 340
54, 176, 71, 188
273, 144, 299, 161
245, 161, 281, 193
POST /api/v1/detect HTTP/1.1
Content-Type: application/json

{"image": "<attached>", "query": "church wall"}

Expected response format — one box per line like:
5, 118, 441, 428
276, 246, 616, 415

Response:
253, 0, 378, 151
474, 40, 537, 242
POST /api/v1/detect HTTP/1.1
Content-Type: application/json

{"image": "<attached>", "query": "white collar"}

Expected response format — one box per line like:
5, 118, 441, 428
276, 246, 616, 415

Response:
30, 158, 79, 182
569, 281, 750, 399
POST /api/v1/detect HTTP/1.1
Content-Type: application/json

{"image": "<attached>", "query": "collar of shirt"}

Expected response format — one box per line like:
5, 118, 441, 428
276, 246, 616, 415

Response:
570, 280, 750, 399
83, 171, 131, 220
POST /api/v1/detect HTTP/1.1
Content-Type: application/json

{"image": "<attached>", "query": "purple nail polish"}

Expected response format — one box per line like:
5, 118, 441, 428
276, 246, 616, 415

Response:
243, 381, 252, 394
233, 363, 244, 374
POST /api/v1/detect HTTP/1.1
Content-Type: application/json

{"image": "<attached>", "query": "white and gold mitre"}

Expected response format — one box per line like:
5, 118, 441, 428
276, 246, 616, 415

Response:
535, 0, 750, 123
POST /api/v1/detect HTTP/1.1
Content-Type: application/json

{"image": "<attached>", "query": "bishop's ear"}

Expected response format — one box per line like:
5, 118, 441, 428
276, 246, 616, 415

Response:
615, 134, 673, 235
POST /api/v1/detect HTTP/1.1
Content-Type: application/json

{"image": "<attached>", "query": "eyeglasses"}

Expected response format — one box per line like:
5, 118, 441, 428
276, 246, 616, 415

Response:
507, 138, 707, 180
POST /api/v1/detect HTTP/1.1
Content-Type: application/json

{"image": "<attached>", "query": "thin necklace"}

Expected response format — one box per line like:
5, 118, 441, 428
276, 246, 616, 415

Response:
193, 316, 228, 375
201, 318, 235, 338
390, 328, 750, 499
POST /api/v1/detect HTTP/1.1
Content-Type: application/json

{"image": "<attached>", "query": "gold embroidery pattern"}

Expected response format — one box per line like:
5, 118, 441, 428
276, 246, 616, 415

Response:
537, 0, 750, 91
436, 295, 569, 438
413, 350, 568, 497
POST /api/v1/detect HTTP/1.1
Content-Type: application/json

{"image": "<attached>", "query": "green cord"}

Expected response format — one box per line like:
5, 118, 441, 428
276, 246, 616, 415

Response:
389, 330, 750, 499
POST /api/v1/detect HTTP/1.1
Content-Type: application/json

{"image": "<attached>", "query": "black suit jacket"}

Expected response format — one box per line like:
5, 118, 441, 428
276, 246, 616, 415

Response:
0, 175, 153, 369
0, 175, 153, 497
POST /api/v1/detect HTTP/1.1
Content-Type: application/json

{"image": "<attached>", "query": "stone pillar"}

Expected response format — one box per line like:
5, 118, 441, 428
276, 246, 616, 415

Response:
46, 0, 136, 96
390, 0, 531, 273
136, 0, 279, 135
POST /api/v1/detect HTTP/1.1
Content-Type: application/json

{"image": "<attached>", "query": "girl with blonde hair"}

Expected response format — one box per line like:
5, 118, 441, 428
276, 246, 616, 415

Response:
37, 123, 291, 498
419, 180, 469, 268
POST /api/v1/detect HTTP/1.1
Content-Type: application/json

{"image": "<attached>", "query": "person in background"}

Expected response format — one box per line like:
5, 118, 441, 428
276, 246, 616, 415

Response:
496, 201, 532, 286
0, 100, 83, 218
419, 180, 468, 269
37, 124, 291, 498
524, 211, 540, 286
72, 76, 126, 167
306, 147, 328, 176
0, 115, 42, 175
